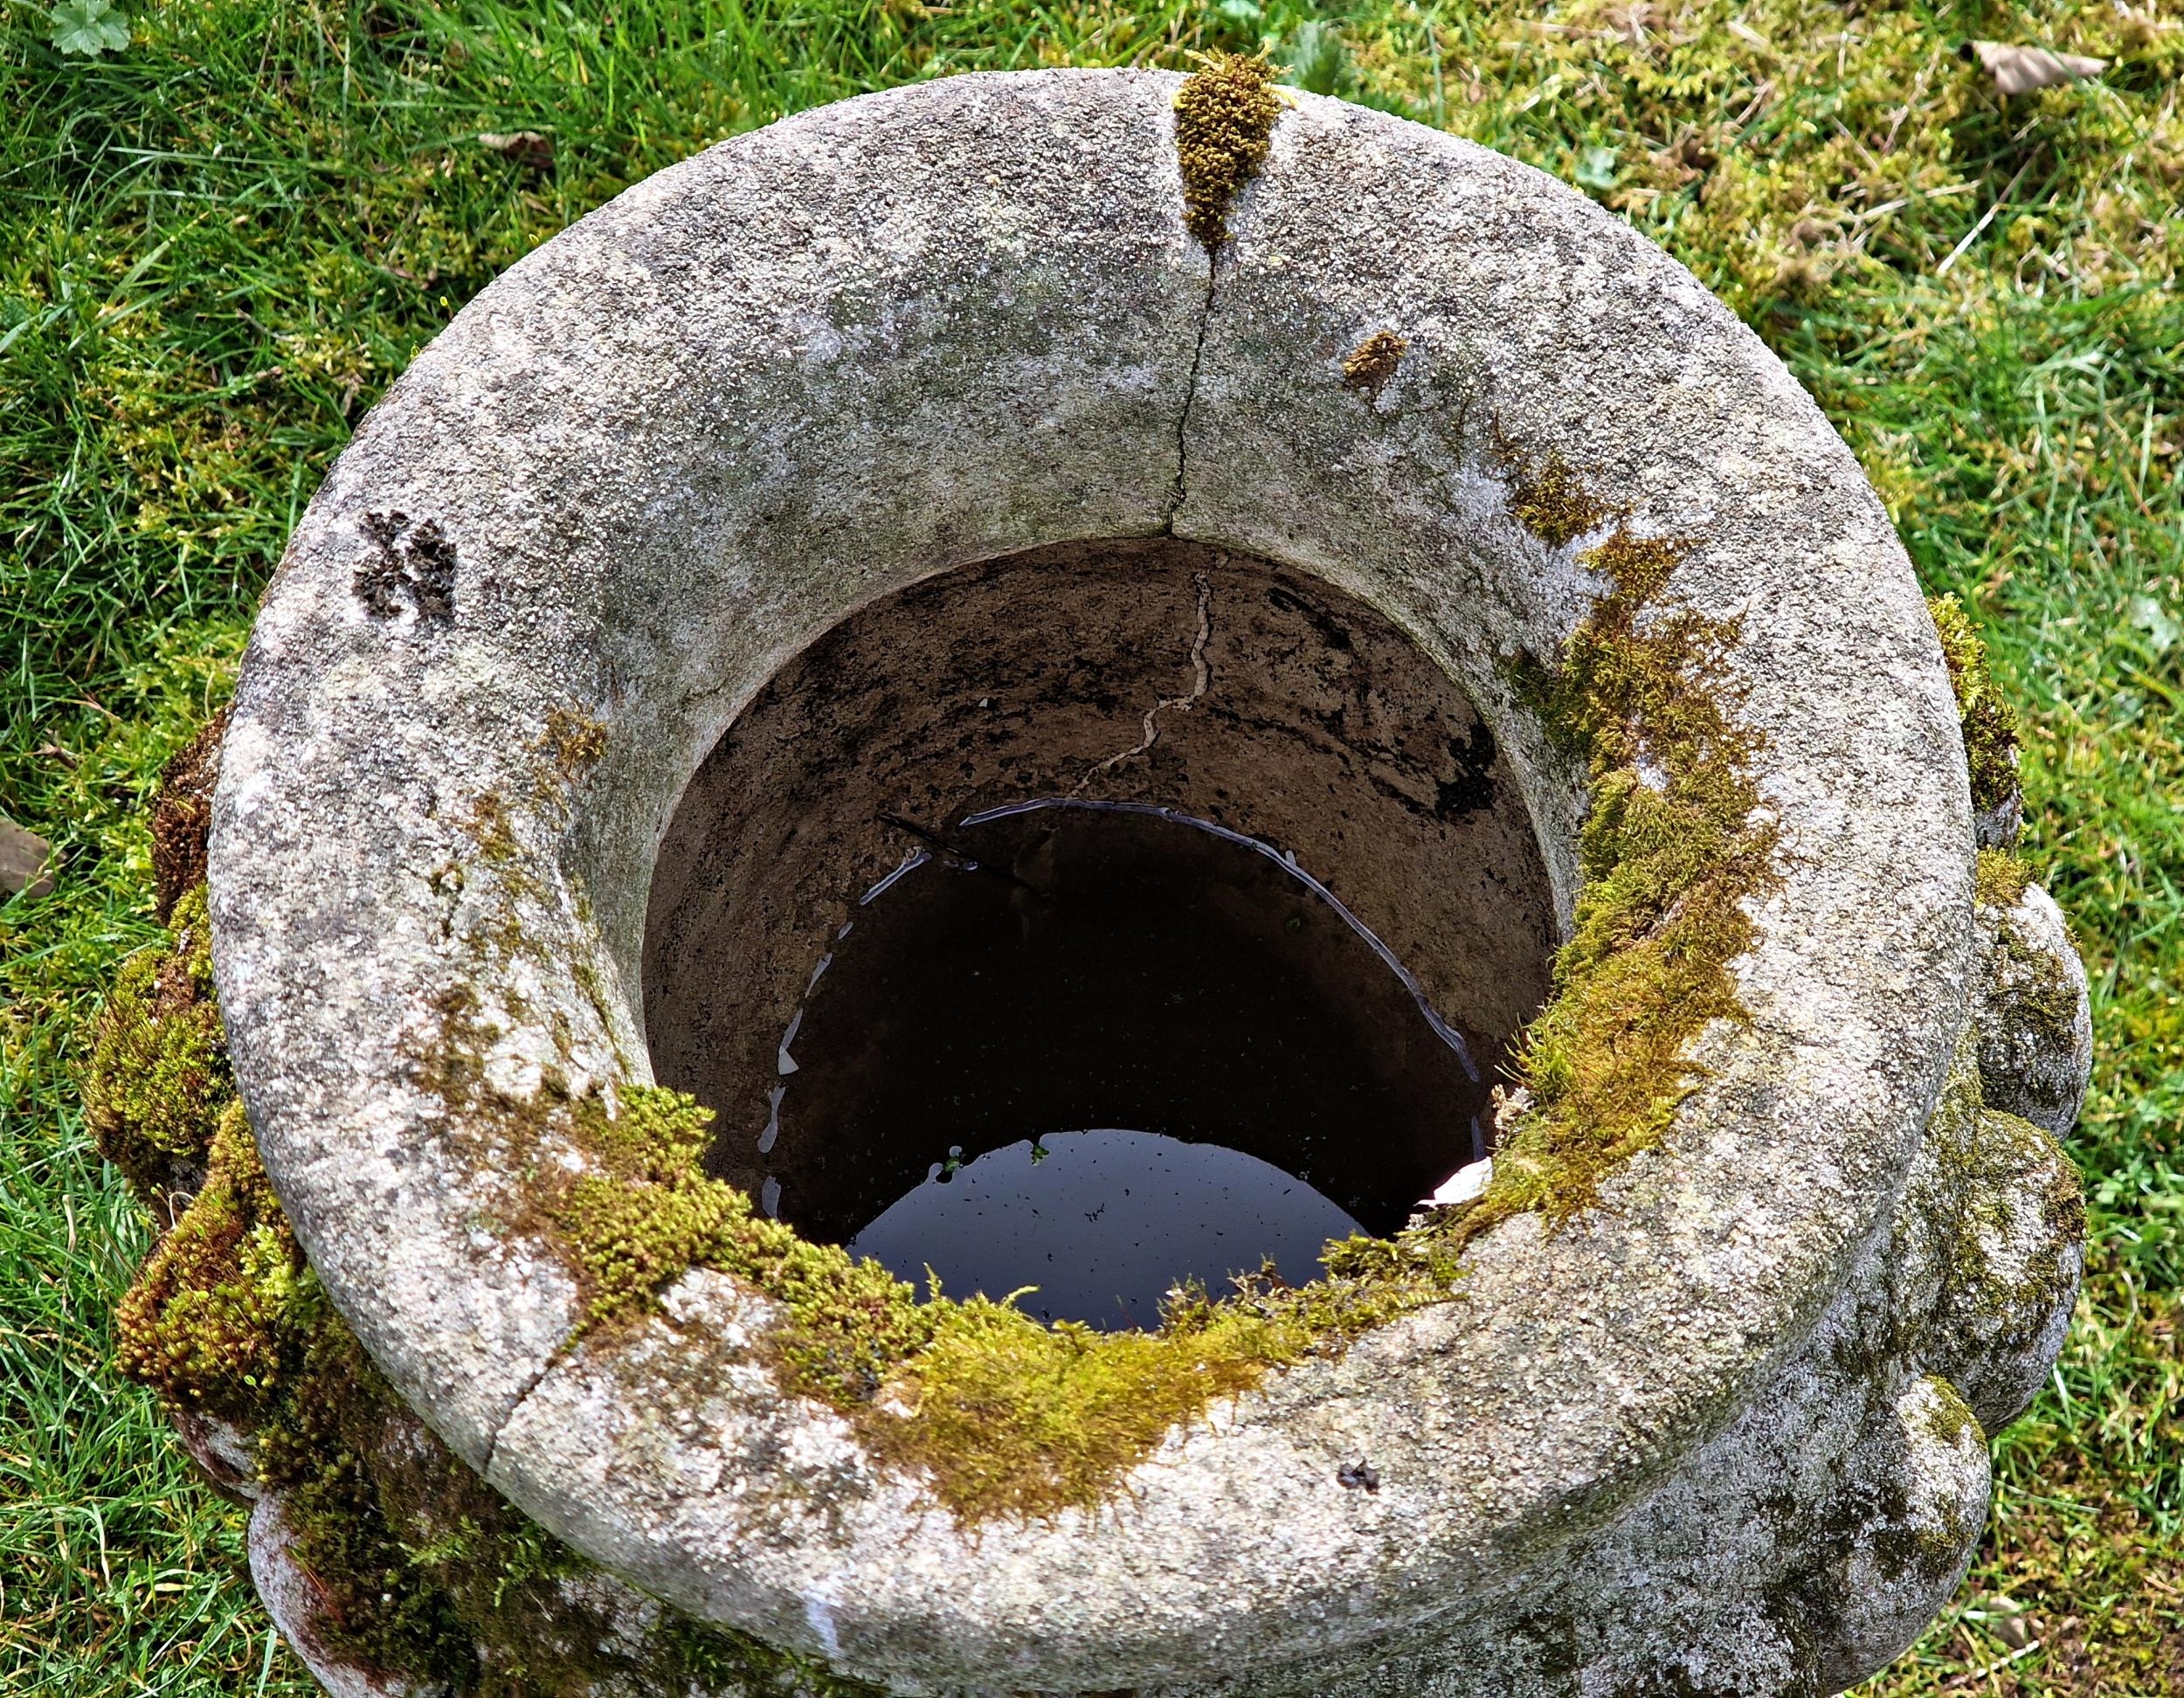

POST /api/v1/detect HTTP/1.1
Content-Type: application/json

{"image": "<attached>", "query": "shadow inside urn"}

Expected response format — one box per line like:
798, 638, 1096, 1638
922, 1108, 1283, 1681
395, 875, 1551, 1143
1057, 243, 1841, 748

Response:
642, 538, 1560, 1329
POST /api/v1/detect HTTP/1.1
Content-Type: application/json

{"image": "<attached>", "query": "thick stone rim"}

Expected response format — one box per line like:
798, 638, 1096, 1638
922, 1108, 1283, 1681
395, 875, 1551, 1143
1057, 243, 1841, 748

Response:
210, 69, 1975, 1691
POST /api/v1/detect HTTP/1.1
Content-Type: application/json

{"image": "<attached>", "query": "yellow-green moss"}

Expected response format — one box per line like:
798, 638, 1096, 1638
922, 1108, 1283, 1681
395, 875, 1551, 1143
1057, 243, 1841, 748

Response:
1341, 329, 1408, 395
1929, 593, 2022, 821
1973, 846, 2033, 908
1463, 457, 1780, 1238
541, 1084, 1463, 1521
83, 881, 231, 1210
1500, 446, 1622, 549
114, 1097, 308, 1417
1173, 53, 1284, 249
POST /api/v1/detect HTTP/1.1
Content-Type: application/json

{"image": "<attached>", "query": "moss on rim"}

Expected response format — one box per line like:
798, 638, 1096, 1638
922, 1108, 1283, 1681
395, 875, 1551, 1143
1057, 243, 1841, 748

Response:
1461, 452, 1781, 1238
1930, 592, 2022, 822
1173, 52, 1284, 250
536, 1080, 1466, 1521
416, 445, 1784, 1520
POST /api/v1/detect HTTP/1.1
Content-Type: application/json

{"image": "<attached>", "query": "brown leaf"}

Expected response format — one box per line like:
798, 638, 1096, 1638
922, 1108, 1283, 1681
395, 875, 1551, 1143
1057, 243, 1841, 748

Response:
1966, 39, 2106, 94
477, 129, 555, 171
0, 818, 54, 899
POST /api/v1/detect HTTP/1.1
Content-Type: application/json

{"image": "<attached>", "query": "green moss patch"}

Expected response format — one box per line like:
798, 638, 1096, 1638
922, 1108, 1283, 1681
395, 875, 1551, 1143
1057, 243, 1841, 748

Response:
1974, 846, 2034, 909
1464, 455, 1780, 1237
83, 882, 231, 1213
1173, 52, 1284, 249
114, 1097, 307, 1419
533, 1082, 1463, 1522
1930, 593, 2022, 825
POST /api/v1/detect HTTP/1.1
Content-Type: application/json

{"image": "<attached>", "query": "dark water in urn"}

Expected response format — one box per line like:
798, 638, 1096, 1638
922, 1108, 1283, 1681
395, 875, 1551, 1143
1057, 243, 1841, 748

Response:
758, 801, 1491, 1329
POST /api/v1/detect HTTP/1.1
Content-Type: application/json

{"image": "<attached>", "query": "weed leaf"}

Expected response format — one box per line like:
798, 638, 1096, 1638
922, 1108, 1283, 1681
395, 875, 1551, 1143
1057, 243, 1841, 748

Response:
47, 0, 130, 55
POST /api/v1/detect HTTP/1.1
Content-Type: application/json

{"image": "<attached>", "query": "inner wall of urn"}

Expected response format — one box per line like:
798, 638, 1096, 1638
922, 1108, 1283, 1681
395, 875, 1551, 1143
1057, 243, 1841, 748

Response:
641, 537, 1559, 1320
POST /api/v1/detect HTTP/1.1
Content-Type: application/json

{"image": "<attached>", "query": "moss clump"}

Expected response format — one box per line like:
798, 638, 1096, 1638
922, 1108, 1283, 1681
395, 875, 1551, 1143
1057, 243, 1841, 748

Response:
1929, 593, 2022, 822
535, 1084, 1462, 1521
149, 706, 229, 921
251, 1286, 857, 1698
1173, 53, 1284, 249
1466, 465, 1780, 1237
1973, 845, 2033, 908
1501, 445, 1621, 549
114, 1098, 308, 1418
1341, 329, 1408, 395
254, 1291, 476, 1686
83, 882, 231, 1211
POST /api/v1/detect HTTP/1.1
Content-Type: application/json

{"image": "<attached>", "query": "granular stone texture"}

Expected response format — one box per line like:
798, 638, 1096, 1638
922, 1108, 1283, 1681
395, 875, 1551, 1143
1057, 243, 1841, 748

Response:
183, 66, 2091, 1698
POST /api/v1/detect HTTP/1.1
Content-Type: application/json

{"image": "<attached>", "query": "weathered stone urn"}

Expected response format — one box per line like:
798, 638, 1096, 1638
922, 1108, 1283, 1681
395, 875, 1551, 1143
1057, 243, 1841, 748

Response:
95, 60, 2092, 1698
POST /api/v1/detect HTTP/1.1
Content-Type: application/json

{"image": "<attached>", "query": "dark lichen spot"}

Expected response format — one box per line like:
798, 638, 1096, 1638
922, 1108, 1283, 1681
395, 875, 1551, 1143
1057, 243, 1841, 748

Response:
1173, 53, 1284, 250
356, 510, 411, 618
1435, 720, 1497, 819
355, 509, 460, 623
406, 519, 459, 623
1929, 594, 2021, 825
150, 708, 229, 921
1341, 329, 1408, 397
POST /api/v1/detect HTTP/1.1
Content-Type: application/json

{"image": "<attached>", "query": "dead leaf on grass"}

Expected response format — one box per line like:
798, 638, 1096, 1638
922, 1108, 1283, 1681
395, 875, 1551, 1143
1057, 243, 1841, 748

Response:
1965, 39, 2107, 94
478, 129, 556, 171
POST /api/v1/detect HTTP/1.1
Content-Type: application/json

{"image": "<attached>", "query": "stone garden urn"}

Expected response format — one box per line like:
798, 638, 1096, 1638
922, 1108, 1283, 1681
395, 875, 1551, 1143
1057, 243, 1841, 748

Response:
96, 59, 2091, 1698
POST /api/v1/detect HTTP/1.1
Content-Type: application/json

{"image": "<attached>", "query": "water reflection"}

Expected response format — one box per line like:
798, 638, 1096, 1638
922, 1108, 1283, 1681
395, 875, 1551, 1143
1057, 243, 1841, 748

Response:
847, 1128, 1366, 1329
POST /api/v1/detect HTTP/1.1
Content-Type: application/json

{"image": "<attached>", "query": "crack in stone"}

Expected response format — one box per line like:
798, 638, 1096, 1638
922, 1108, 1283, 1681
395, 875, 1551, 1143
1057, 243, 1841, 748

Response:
481, 1349, 566, 1478
1165, 264, 1215, 531
1075, 570, 1213, 790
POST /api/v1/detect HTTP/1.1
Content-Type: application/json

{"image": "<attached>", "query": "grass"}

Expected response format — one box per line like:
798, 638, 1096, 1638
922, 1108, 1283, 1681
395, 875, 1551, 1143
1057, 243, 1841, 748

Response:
0, 0, 2178, 1689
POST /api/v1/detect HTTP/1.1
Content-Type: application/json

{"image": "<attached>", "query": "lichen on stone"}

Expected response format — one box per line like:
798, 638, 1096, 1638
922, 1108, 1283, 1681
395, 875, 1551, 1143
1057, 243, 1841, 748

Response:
1460, 451, 1780, 1238
1929, 593, 2021, 824
1173, 52, 1284, 250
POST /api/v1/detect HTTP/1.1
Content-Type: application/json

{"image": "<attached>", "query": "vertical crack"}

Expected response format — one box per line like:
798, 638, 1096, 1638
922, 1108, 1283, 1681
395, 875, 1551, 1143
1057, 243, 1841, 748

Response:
1076, 572, 1214, 790
1165, 52, 1281, 533
1167, 267, 1216, 532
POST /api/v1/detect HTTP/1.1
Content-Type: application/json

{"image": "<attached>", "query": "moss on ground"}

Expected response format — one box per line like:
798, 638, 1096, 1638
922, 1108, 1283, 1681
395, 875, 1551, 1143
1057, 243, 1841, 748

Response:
1173, 52, 1284, 248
